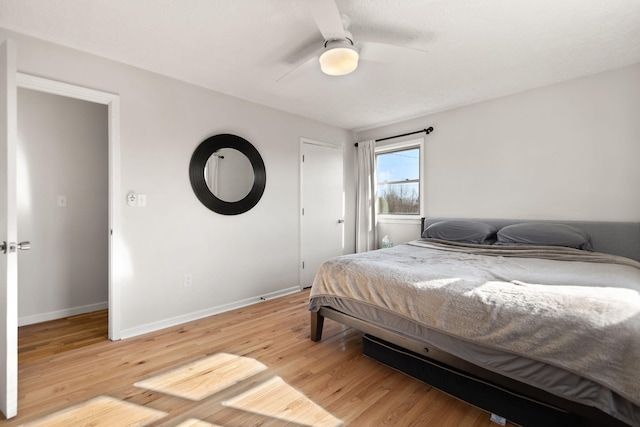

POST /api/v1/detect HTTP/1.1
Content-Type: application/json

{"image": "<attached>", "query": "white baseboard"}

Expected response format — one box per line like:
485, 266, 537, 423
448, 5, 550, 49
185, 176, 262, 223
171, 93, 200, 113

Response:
119, 286, 301, 340
19, 301, 109, 327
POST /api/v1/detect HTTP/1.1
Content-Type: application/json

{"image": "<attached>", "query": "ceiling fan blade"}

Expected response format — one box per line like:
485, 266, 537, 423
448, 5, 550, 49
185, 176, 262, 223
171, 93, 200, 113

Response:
359, 41, 428, 63
276, 55, 319, 83
307, 0, 346, 41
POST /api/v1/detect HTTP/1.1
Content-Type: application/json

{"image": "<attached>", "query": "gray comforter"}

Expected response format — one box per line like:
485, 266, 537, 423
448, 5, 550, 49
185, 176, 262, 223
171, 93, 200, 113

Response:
309, 240, 640, 411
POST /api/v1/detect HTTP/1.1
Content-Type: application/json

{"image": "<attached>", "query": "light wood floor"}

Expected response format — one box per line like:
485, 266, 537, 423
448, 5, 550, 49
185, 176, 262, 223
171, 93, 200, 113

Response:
6, 289, 514, 426
18, 309, 109, 364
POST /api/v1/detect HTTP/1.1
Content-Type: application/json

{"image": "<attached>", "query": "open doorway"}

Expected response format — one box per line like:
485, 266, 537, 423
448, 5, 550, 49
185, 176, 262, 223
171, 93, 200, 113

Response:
16, 88, 109, 362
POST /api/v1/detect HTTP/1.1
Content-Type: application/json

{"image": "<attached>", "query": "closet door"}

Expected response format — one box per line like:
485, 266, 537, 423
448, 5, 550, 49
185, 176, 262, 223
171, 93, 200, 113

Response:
300, 139, 344, 287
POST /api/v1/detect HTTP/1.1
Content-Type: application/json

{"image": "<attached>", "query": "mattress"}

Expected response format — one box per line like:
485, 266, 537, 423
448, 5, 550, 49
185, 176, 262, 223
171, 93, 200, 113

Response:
309, 240, 640, 426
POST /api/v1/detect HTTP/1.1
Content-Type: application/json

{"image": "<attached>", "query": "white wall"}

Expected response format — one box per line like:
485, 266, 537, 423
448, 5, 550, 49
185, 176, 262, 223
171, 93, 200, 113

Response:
356, 63, 640, 244
1, 28, 355, 337
17, 88, 108, 325
377, 221, 419, 248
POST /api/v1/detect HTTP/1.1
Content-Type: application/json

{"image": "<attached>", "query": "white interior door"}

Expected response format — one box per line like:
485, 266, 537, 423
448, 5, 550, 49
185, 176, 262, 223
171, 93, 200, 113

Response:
0, 38, 18, 419
300, 139, 344, 287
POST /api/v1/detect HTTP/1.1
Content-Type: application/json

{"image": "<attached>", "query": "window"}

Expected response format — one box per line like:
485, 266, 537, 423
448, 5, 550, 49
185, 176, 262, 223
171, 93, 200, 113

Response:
376, 140, 422, 216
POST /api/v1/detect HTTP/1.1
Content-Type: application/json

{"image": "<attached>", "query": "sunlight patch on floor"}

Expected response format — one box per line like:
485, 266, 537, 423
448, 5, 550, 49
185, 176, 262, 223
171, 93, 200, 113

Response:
25, 352, 341, 426
174, 419, 221, 427
21, 396, 166, 427
223, 376, 343, 427
134, 352, 267, 401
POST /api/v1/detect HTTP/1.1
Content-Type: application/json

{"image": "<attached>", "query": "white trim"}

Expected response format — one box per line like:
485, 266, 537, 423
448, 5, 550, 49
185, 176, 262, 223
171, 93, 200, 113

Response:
16, 74, 117, 103
18, 302, 108, 327
375, 137, 423, 153
107, 97, 122, 341
119, 287, 300, 339
377, 215, 421, 225
299, 139, 304, 288
16, 73, 122, 341
300, 137, 342, 149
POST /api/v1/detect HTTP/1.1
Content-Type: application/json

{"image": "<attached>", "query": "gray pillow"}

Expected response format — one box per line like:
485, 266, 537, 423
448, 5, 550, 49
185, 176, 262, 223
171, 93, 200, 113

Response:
422, 220, 497, 244
496, 222, 593, 250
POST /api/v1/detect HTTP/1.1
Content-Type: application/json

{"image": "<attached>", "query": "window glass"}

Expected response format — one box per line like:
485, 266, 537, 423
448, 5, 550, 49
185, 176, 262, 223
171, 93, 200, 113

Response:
376, 147, 420, 215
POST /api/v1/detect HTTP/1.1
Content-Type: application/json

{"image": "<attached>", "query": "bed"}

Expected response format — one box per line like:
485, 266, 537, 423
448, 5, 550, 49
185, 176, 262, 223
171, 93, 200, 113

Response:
309, 218, 640, 427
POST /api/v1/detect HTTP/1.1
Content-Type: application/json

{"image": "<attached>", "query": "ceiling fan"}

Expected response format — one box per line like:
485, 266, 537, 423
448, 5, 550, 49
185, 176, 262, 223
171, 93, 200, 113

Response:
278, 0, 428, 81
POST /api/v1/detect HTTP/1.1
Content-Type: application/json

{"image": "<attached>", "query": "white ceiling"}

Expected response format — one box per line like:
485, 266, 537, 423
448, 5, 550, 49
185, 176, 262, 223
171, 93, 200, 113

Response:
1, 0, 639, 131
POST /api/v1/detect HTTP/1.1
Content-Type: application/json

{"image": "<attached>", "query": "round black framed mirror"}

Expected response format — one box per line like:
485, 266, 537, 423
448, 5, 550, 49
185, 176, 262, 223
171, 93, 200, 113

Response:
189, 134, 266, 215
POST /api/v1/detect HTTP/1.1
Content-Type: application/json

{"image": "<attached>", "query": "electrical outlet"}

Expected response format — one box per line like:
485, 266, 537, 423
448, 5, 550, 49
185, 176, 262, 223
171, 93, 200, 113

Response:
184, 274, 193, 287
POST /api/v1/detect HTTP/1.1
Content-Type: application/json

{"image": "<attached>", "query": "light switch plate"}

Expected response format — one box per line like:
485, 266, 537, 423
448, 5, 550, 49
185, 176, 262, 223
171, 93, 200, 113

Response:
138, 194, 147, 207
57, 196, 67, 207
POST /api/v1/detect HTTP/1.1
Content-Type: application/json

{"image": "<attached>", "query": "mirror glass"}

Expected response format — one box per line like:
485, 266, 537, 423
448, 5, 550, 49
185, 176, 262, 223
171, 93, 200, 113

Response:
204, 148, 254, 202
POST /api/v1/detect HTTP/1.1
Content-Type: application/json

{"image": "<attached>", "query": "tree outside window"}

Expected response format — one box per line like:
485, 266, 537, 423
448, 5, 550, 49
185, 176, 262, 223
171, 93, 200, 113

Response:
376, 147, 420, 215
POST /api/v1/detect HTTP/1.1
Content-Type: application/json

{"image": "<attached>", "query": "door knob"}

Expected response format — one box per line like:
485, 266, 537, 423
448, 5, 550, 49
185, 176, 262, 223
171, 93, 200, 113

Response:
337, 219, 345, 224
1, 241, 30, 254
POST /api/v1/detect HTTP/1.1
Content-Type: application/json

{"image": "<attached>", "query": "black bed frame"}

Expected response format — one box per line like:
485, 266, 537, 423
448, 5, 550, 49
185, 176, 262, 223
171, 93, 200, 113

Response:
311, 307, 627, 427
310, 217, 640, 427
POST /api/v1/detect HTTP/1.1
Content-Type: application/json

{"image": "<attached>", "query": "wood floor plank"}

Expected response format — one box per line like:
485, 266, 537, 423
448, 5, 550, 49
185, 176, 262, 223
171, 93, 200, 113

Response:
222, 376, 342, 427
5, 290, 515, 426
21, 395, 167, 427
135, 353, 268, 401
18, 309, 108, 364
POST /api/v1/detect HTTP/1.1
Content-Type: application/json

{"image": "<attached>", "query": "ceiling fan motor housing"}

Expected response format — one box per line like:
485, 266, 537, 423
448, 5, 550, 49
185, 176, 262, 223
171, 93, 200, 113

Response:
319, 39, 359, 76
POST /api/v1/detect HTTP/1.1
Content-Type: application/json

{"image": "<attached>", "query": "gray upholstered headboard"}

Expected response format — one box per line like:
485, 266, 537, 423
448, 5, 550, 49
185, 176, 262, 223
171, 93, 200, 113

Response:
422, 217, 640, 262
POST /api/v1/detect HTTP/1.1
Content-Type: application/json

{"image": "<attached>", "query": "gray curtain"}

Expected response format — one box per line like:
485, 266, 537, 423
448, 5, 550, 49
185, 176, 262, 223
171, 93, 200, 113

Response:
355, 140, 377, 252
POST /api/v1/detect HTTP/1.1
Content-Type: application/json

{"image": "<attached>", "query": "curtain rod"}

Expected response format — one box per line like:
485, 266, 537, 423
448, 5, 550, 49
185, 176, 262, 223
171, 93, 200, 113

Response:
354, 127, 434, 147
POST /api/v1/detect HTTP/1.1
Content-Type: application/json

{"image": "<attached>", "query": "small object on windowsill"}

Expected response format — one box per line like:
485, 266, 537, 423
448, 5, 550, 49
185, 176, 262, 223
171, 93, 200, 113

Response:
382, 236, 393, 248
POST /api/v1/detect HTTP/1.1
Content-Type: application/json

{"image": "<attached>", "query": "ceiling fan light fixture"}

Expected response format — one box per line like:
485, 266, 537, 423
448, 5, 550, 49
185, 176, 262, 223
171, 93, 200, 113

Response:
319, 40, 359, 76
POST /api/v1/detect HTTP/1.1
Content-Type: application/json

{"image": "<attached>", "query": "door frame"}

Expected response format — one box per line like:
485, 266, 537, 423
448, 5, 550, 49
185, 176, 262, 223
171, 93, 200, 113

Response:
16, 73, 122, 341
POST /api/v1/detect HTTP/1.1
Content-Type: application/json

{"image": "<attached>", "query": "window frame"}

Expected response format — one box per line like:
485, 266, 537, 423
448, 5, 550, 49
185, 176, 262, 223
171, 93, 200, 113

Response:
375, 137, 424, 224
